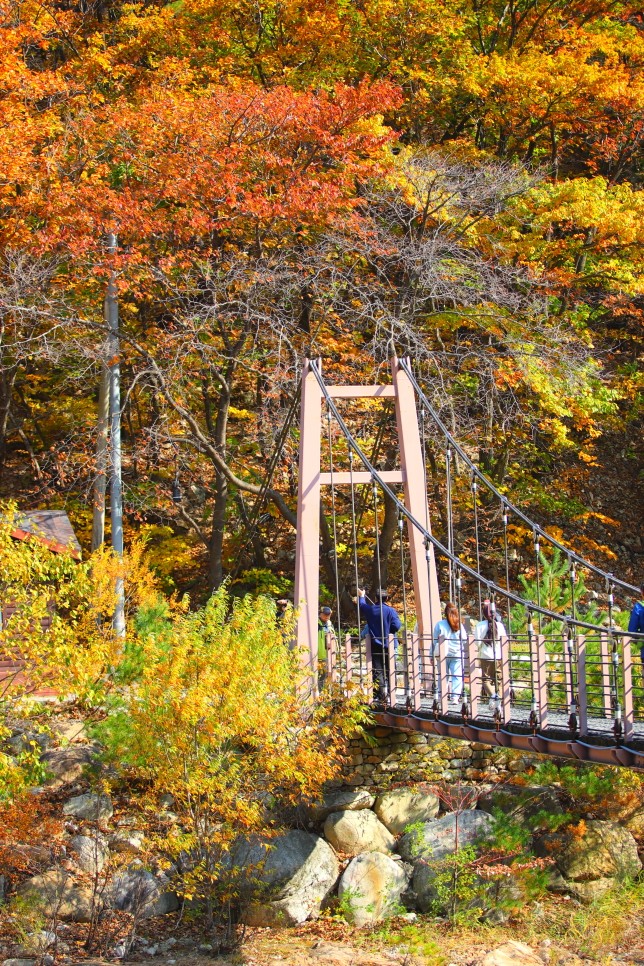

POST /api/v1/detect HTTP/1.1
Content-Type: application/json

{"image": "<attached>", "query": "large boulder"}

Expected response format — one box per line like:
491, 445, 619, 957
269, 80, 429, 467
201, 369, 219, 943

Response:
307, 788, 375, 823
69, 834, 109, 877
536, 819, 641, 904
625, 808, 644, 844
481, 942, 544, 966
41, 747, 97, 785
49, 719, 88, 744
19, 870, 94, 922
398, 810, 495, 863
244, 830, 339, 926
324, 810, 395, 856
108, 828, 145, 854
62, 793, 113, 823
106, 868, 179, 918
374, 787, 440, 835
337, 852, 410, 926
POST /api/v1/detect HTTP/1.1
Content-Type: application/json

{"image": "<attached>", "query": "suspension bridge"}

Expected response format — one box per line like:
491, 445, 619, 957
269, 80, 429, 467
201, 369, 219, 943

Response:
293, 357, 644, 770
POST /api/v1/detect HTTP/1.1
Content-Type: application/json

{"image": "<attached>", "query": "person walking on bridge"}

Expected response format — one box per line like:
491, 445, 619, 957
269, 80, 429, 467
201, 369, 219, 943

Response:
433, 602, 467, 703
628, 584, 644, 680
317, 605, 336, 689
358, 588, 401, 707
475, 600, 507, 699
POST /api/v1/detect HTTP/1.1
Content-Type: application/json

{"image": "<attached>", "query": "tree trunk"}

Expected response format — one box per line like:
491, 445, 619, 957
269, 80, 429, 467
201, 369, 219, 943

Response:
0, 362, 18, 469
205, 359, 235, 591
208, 469, 227, 591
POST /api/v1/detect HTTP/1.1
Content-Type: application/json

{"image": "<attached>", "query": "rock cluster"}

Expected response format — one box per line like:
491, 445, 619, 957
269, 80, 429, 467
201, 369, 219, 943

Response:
2, 716, 643, 942
17, 789, 171, 924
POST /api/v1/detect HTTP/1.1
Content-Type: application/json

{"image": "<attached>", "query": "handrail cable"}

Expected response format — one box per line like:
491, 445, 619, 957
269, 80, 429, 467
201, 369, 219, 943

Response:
229, 372, 303, 585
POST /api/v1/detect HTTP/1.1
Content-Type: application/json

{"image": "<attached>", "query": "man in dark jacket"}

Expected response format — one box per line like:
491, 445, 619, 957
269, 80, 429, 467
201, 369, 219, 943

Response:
628, 584, 644, 676
358, 588, 401, 706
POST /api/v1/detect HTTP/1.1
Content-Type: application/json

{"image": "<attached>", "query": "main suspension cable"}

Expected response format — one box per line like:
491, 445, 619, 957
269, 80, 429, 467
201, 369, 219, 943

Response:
399, 358, 639, 596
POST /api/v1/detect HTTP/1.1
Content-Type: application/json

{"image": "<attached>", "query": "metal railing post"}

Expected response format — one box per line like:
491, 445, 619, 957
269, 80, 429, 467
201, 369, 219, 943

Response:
623, 637, 634, 743
576, 634, 588, 737
467, 633, 481, 719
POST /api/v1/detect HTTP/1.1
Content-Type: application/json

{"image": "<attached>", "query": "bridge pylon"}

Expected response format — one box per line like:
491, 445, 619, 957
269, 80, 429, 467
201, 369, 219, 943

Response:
294, 357, 441, 684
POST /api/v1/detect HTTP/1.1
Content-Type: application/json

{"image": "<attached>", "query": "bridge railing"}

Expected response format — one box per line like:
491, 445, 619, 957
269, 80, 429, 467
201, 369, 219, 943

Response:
323, 627, 643, 743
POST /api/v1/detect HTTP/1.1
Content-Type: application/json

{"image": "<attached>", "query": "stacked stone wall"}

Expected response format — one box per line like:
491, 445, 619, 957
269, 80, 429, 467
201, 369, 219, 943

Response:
344, 727, 530, 788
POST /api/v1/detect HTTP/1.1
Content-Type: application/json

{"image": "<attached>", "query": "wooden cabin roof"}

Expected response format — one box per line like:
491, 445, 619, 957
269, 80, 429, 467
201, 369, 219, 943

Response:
10, 510, 82, 560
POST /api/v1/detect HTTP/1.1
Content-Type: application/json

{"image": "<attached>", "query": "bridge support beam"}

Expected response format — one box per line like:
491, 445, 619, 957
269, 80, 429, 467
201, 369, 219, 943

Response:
294, 360, 322, 689
391, 358, 441, 641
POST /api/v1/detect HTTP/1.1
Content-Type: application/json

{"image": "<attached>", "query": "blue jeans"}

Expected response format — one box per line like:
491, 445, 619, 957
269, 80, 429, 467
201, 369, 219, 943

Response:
446, 657, 463, 700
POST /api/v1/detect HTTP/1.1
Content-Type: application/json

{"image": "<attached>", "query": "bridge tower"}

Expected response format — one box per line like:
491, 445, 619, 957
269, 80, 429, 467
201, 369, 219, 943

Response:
294, 357, 441, 680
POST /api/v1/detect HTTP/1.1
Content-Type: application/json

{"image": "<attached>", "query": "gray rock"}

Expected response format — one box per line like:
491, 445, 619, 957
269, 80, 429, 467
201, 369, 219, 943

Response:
30, 930, 56, 952
6, 735, 29, 756
244, 831, 339, 926
42, 746, 96, 785
480, 873, 525, 924
374, 787, 440, 835
13, 929, 56, 956
547, 870, 616, 904
109, 829, 145, 853
69, 834, 109, 876
3, 960, 38, 966
307, 788, 375, 823
62, 793, 113, 823
398, 809, 496, 863
481, 942, 544, 966
107, 869, 179, 918
338, 851, 409, 926
324, 810, 395, 856
625, 808, 644, 843
18, 870, 95, 922
49, 719, 88, 745
536, 820, 641, 904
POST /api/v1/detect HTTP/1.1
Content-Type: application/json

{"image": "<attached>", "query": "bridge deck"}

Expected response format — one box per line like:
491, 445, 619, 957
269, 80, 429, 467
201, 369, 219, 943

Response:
375, 701, 644, 770
326, 637, 644, 770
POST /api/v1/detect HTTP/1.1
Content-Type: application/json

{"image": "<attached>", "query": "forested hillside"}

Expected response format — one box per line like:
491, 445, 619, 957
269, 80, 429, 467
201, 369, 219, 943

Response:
1, 0, 642, 595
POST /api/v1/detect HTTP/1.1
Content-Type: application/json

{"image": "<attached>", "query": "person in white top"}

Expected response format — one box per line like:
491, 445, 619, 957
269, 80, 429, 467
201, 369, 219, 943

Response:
474, 600, 507, 698
433, 602, 467, 701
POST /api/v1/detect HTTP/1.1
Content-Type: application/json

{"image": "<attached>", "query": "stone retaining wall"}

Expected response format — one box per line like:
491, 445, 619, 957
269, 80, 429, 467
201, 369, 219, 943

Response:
344, 727, 530, 788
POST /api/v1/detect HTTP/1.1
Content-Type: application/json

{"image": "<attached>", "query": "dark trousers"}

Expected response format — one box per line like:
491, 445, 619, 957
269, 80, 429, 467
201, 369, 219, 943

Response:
481, 659, 501, 697
372, 646, 388, 701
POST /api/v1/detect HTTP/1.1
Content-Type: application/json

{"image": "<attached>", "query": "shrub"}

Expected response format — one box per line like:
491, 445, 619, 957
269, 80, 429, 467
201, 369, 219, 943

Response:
95, 586, 366, 950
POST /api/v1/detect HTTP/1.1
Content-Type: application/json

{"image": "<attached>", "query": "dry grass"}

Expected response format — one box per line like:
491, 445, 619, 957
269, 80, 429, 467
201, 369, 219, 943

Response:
143, 884, 644, 966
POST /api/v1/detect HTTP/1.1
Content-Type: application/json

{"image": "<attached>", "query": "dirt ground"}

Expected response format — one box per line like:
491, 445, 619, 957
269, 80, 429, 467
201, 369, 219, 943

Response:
109, 911, 644, 966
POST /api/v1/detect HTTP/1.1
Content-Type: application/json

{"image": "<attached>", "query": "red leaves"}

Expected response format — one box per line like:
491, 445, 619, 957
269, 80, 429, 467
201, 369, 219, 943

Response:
15, 79, 401, 277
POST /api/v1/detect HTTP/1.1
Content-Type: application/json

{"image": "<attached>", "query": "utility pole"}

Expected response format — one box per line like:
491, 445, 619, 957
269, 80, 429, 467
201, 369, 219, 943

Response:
106, 232, 125, 637
91, 363, 110, 551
